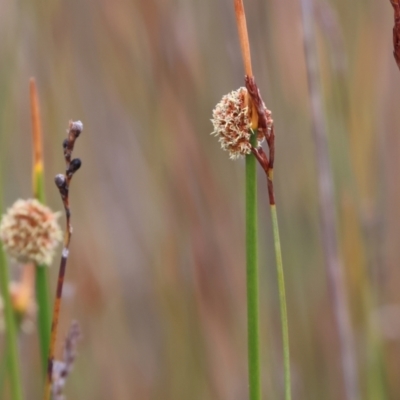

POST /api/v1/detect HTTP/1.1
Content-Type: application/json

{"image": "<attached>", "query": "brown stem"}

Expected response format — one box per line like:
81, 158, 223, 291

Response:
234, 0, 253, 77
266, 173, 275, 206
44, 252, 68, 400
29, 78, 44, 188
43, 121, 82, 400
390, 0, 400, 70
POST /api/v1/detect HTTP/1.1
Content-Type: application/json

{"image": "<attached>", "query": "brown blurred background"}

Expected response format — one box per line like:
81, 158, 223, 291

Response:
0, 0, 399, 399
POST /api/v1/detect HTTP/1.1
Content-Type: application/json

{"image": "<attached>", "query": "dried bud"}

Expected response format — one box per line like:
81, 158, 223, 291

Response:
0, 199, 62, 266
211, 87, 264, 160
68, 158, 82, 174
55, 174, 66, 189
70, 120, 83, 138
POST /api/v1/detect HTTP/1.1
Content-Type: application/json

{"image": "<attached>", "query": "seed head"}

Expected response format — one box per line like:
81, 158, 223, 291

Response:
10, 281, 37, 333
0, 199, 62, 266
0, 281, 37, 334
211, 87, 264, 160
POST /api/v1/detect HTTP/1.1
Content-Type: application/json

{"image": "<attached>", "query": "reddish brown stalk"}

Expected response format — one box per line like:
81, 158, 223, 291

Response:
233, 0, 277, 200
44, 121, 82, 400
29, 78, 44, 191
234, 0, 253, 77
390, 0, 400, 70
245, 76, 275, 204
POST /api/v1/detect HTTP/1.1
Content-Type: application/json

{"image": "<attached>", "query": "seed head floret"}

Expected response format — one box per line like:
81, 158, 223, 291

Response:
211, 87, 264, 160
0, 199, 62, 265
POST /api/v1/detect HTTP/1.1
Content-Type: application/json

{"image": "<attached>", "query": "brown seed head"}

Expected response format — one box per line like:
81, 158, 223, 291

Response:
0, 199, 62, 265
211, 87, 264, 160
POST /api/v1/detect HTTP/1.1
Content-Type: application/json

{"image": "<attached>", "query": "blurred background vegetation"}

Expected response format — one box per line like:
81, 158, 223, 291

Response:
0, 0, 399, 399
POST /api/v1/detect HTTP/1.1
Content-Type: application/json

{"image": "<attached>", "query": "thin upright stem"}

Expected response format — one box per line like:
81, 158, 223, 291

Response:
246, 132, 260, 400
234, 0, 253, 77
35, 266, 51, 373
43, 120, 82, 400
30, 78, 52, 374
44, 250, 68, 400
270, 202, 291, 400
299, 0, 360, 398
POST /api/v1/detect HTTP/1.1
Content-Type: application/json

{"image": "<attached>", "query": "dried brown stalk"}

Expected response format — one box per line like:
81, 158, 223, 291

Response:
233, 1, 275, 199
52, 321, 82, 400
234, 0, 253, 77
44, 121, 83, 400
245, 77, 275, 205
390, 0, 400, 70
30, 78, 44, 190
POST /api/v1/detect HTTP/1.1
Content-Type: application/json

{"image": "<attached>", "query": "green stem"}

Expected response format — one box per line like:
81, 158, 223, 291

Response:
34, 171, 52, 374
0, 243, 23, 400
270, 203, 291, 400
246, 134, 260, 400
35, 265, 51, 373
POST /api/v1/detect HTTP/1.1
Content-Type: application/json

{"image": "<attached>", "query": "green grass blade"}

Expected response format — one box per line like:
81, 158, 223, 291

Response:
0, 240, 23, 400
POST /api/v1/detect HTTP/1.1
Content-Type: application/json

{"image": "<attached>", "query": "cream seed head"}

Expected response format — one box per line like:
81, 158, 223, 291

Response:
211, 87, 264, 160
0, 199, 63, 266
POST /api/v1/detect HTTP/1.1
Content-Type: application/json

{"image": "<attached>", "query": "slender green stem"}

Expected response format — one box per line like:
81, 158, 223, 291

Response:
246, 133, 260, 400
0, 244, 23, 400
34, 171, 52, 374
36, 264, 51, 372
270, 203, 291, 400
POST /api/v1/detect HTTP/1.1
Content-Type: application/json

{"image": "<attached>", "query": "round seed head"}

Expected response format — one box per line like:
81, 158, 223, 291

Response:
211, 87, 264, 160
0, 199, 62, 266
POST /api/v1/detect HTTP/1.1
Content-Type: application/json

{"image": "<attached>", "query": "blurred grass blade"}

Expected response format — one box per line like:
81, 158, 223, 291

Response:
299, 0, 360, 398
30, 77, 52, 374
0, 192, 23, 400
